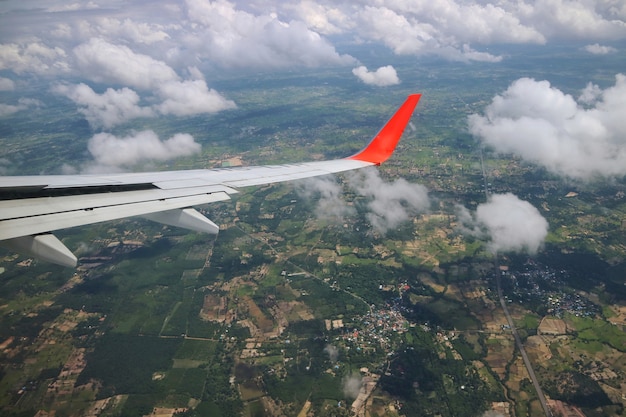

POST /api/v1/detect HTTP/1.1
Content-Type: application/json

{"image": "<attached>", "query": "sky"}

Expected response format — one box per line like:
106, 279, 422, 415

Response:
1, 0, 624, 119
1, 0, 625, 253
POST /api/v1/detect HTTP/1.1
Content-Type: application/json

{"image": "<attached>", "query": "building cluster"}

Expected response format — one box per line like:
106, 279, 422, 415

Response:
502, 263, 599, 318
338, 303, 411, 351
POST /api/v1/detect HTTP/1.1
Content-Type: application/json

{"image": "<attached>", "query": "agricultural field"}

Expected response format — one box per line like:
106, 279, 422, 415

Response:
1, 43, 626, 417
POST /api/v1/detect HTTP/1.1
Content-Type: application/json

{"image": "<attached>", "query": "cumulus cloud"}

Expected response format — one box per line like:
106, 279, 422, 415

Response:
342, 374, 362, 399
184, 0, 355, 68
277, 0, 626, 61
346, 168, 430, 234
1, 0, 626, 145
46, 2, 100, 13
83, 130, 201, 172
468, 74, 626, 179
355, 5, 434, 56
0, 98, 42, 116
297, 176, 356, 222
456, 193, 549, 254
285, 1, 350, 35
0, 41, 70, 75
91, 17, 170, 45
352, 2, 528, 61
73, 38, 179, 90
458, 44, 503, 63
58, 38, 235, 124
155, 79, 237, 116
578, 82, 603, 104
47, 16, 170, 47
2, 0, 626, 81
583, 43, 617, 54
352, 65, 400, 86
528, 0, 626, 40
53, 78, 235, 128
52, 83, 153, 128
298, 168, 430, 234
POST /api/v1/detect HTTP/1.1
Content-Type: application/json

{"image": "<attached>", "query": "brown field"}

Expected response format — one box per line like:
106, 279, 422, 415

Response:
484, 335, 515, 380
244, 297, 274, 333
444, 284, 463, 302
418, 272, 446, 293
239, 381, 265, 401
537, 317, 567, 335
524, 335, 552, 362
200, 294, 227, 322
607, 304, 626, 326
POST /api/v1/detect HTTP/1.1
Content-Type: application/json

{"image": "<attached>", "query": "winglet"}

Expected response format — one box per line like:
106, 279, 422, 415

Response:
348, 94, 421, 165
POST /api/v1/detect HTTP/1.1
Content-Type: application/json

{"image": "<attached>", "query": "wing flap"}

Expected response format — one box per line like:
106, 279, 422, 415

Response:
0, 185, 238, 222
0, 192, 231, 241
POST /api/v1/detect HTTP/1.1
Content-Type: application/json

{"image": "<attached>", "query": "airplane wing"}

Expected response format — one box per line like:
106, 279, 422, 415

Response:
0, 94, 421, 267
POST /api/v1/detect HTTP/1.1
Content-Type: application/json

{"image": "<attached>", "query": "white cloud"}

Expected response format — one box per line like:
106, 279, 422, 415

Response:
183, 0, 355, 68
468, 74, 626, 179
527, 0, 626, 40
583, 43, 617, 54
361, 0, 544, 45
0, 77, 15, 91
46, 16, 171, 48
298, 168, 430, 234
53, 41, 236, 126
92, 17, 171, 45
73, 38, 179, 89
53, 79, 236, 128
456, 193, 549, 254
346, 1, 539, 61
52, 83, 153, 129
155, 79, 237, 116
352, 65, 400, 86
346, 168, 430, 234
297, 176, 356, 222
0, 41, 69, 75
285, 1, 350, 35
0, 98, 42, 116
0, 103, 24, 116
1, 0, 626, 144
46, 2, 99, 13
578, 82, 602, 104
84, 130, 202, 172
356, 5, 434, 56
1, 0, 626, 80
459, 44, 503, 63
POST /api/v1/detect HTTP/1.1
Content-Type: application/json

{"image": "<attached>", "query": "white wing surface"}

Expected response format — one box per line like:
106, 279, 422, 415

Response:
0, 94, 421, 266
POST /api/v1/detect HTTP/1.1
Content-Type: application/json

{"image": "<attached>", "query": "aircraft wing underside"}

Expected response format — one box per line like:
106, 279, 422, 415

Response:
0, 94, 420, 267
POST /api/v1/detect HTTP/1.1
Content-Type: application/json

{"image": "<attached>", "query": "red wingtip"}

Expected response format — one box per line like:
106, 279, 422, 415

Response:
348, 94, 421, 165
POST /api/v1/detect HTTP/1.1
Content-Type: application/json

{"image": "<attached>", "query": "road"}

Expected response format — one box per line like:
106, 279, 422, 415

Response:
480, 150, 552, 417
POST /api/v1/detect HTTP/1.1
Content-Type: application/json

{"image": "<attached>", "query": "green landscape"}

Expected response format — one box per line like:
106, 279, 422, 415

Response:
1, 43, 626, 417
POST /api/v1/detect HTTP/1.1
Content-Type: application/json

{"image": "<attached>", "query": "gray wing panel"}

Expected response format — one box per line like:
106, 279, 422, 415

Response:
0, 191, 231, 241
0, 158, 372, 242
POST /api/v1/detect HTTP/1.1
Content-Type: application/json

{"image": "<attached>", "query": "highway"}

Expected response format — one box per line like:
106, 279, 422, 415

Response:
479, 150, 552, 417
